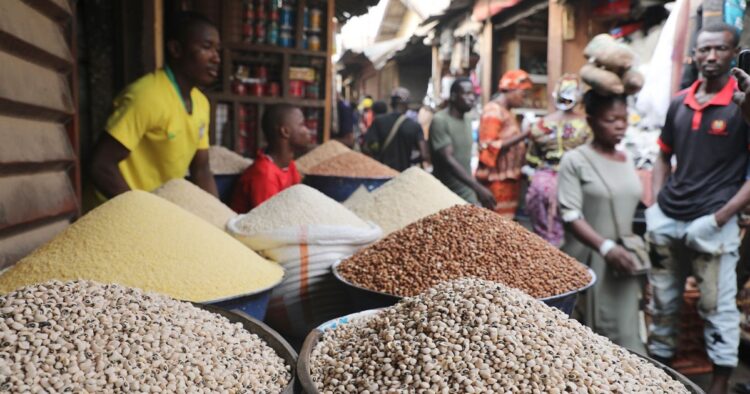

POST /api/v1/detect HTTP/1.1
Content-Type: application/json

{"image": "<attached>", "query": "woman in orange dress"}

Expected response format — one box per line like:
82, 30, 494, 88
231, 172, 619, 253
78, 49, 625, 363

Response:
475, 70, 533, 218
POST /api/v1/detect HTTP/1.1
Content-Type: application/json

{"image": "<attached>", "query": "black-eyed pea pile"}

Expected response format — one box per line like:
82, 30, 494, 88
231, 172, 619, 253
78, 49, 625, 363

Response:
0, 280, 290, 393
310, 278, 689, 393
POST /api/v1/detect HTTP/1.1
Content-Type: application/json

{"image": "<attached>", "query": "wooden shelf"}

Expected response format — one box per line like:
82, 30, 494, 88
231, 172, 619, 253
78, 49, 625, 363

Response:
208, 92, 326, 108
225, 42, 328, 58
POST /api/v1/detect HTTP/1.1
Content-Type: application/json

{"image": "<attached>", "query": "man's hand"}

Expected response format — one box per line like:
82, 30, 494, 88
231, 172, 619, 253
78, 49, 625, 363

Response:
604, 245, 638, 275
475, 185, 496, 210
684, 213, 722, 254
90, 133, 131, 198
732, 68, 750, 124
189, 149, 219, 197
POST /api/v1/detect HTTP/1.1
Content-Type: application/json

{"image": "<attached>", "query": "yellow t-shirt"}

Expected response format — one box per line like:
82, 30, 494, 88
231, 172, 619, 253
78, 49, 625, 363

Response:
105, 68, 210, 192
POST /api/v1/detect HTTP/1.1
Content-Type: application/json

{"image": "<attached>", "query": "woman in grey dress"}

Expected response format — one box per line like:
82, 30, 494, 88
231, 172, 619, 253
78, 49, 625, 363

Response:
557, 90, 645, 353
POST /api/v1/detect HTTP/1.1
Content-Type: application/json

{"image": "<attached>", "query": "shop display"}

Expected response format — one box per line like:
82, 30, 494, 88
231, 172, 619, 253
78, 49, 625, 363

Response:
344, 167, 466, 235
208, 145, 254, 175
309, 278, 689, 393
338, 205, 591, 299
306, 152, 399, 178
295, 140, 351, 174
0, 280, 291, 393
152, 179, 236, 229
0, 191, 283, 302
214, 0, 330, 151
231, 184, 369, 234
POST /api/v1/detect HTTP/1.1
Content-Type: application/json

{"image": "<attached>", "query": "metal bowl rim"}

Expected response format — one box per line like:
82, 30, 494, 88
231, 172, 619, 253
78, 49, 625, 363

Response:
332, 260, 597, 302
199, 267, 286, 304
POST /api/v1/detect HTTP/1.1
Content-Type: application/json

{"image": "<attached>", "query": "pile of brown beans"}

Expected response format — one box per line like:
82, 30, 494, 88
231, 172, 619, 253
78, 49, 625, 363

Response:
307, 152, 399, 178
338, 205, 591, 298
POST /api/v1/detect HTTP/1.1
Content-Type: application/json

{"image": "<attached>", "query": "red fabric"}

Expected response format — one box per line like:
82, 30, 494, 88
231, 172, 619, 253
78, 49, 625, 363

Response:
683, 77, 738, 131
657, 137, 672, 155
230, 151, 301, 213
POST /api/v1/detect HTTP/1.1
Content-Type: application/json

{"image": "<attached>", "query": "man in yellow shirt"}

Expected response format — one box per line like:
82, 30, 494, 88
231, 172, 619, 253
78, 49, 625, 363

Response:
91, 11, 220, 198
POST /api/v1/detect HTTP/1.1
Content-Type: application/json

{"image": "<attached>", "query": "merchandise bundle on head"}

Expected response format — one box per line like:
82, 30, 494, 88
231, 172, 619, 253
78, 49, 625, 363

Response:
579, 34, 644, 96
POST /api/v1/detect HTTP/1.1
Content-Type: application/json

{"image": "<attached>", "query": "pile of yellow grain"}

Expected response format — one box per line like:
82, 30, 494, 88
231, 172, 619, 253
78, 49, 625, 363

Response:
0, 191, 283, 302
295, 140, 350, 174
153, 178, 236, 229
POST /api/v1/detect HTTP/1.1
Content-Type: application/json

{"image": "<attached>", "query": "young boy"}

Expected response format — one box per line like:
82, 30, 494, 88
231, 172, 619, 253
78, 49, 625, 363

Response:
230, 104, 312, 212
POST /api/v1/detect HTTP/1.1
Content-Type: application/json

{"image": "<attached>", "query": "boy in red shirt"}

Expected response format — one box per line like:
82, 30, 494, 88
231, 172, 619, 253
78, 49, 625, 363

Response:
231, 104, 311, 212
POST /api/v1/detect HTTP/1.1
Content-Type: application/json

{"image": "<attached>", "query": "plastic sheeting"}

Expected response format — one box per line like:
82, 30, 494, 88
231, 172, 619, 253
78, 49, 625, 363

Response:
635, 0, 690, 129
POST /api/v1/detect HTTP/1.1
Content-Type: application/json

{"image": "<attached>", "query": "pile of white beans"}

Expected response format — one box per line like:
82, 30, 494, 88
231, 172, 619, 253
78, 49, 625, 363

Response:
0, 280, 290, 393
311, 278, 689, 394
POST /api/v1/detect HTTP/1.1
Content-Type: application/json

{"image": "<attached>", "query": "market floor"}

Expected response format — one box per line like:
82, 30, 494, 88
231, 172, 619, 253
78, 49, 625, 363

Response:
688, 360, 750, 392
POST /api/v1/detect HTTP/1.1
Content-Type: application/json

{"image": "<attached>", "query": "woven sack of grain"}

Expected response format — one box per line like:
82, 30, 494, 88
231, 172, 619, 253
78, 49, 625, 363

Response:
226, 185, 382, 340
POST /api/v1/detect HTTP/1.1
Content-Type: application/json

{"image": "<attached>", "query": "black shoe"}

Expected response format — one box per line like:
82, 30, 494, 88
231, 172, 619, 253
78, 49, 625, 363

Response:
735, 382, 750, 394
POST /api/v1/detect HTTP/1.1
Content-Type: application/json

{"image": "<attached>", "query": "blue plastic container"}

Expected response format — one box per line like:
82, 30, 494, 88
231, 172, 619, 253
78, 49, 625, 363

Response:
303, 175, 391, 202
332, 260, 597, 317
214, 174, 239, 205
201, 274, 284, 320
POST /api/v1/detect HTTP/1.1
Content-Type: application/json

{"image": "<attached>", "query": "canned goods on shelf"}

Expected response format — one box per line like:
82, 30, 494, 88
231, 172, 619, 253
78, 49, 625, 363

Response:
267, 22, 279, 45
231, 79, 247, 96
306, 83, 320, 99
289, 80, 305, 97
255, 65, 268, 80
305, 118, 319, 133
309, 7, 322, 31
268, 9, 279, 21
279, 30, 293, 48
280, 5, 294, 28
255, 6, 266, 20
242, 23, 254, 42
265, 82, 280, 97
308, 34, 321, 51
255, 23, 266, 43
249, 83, 264, 97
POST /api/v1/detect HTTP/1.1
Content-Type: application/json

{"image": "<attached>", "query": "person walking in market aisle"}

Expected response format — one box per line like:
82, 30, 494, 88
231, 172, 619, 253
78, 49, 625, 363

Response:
91, 11, 220, 199
526, 75, 591, 247
363, 87, 429, 172
230, 104, 310, 213
475, 70, 533, 218
647, 23, 750, 394
558, 90, 645, 354
429, 78, 495, 208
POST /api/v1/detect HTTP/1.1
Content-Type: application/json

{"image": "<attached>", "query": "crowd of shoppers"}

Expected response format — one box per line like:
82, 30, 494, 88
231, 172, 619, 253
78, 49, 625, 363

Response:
347, 21, 750, 394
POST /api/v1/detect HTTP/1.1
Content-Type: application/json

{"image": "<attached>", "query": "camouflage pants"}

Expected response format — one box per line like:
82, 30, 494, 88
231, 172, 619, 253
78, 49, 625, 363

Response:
645, 204, 740, 367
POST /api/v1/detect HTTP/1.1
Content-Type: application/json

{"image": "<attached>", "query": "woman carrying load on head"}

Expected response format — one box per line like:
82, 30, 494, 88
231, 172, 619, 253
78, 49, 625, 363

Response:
557, 87, 645, 353
525, 75, 591, 247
